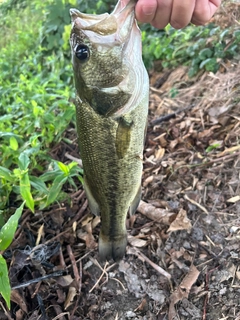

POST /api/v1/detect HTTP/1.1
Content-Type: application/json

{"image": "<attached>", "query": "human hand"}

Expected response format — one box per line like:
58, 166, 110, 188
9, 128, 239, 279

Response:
122, 0, 221, 29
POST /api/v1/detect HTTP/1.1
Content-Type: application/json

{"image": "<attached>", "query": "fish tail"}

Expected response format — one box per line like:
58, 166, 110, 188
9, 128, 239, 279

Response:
99, 232, 127, 261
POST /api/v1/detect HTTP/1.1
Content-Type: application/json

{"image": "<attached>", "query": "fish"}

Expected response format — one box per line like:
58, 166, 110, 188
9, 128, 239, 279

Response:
69, 0, 149, 261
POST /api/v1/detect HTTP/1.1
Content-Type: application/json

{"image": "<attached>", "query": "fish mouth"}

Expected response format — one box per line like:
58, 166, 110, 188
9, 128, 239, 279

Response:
70, 0, 136, 42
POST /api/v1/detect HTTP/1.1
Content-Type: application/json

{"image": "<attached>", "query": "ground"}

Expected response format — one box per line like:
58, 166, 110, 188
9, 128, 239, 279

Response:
1, 5, 240, 320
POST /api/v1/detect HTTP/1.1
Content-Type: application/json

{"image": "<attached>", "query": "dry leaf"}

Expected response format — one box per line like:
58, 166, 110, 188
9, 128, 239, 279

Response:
167, 209, 192, 232
92, 216, 101, 229
227, 195, 240, 203
64, 286, 77, 309
16, 309, 25, 320
168, 265, 200, 320
128, 235, 147, 248
81, 214, 93, 227
236, 270, 240, 281
154, 147, 165, 160
11, 290, 28, 313
220, 263, 236, 282
57, 275, 74, 287
216, 145, 240, 157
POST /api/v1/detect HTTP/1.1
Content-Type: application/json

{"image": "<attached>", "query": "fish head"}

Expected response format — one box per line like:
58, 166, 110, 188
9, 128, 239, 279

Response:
70, 0, 148, 117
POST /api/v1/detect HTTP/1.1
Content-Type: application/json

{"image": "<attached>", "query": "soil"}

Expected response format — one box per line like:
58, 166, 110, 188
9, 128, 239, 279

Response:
1, 3, 240, 320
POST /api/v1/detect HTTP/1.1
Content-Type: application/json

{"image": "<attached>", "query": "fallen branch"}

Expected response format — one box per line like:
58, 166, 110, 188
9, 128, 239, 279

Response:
127, 247, 171, 280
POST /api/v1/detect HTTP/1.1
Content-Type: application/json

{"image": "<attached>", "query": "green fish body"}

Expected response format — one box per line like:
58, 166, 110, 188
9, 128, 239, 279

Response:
70, 0, 149, 261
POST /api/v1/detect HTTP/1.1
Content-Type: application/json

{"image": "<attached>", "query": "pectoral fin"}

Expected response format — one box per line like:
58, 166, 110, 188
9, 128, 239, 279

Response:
84, 178, 100, 216
129, 184, 142, 216
115, 117, 133, 159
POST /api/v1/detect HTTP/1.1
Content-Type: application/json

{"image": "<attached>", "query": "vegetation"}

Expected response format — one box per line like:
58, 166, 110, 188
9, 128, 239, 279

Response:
141, 23, 240, 75
0, 0, 239, 308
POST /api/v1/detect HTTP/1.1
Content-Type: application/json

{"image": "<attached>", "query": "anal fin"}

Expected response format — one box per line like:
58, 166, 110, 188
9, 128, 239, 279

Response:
129, 184, 141, 216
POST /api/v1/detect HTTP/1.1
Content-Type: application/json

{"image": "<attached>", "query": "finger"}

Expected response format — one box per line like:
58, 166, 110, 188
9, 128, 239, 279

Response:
135, 0, 158, 24
191, 0, 221, 25
170, 0, 195, 29
120, 0, 130, 6
150, 0, 173, 29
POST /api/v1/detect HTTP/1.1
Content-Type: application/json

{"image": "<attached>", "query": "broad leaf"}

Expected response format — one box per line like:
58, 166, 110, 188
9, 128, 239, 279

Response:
0, 255, 11, 308
0, 202, 24, 251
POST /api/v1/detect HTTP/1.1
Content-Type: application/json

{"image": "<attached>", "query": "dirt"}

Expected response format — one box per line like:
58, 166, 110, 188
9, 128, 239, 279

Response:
1, 3, 240, 320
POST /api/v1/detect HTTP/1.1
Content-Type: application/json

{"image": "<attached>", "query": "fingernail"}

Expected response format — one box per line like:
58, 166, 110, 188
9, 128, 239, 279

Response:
142, 5, 155, 16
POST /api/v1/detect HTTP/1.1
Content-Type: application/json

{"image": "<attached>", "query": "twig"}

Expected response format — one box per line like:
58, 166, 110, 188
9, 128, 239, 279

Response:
89, 260, 109, 293
202, 266, 219, 320
59, 246, 66, 269
65, 199, 88, 228
45, 201, 89, 246
52, 313, 69, 320
31, 281, 42, 299
36, 294, 47, 319
36, 224, 44, 246
71, 251, 93, 266
79, 260, 83, 293
70, 296, 81, 320
110, 277, 126, 291
205, 235, 216, 247
184, 194, 208, 214
130, 247, 171, 279
65, 153, 82, 167
0, 301, 13, 320
51, 299, 68, 320
172, 151, 240, 174
11, 270, 66, 290
150, 104, 195, 126
67, 245, 81, 292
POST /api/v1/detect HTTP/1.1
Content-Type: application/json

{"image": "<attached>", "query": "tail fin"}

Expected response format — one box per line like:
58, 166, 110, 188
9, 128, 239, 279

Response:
99, 232, 127, 261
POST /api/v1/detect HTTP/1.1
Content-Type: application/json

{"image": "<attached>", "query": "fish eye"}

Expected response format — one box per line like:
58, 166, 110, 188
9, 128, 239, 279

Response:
75, 44, 90, 62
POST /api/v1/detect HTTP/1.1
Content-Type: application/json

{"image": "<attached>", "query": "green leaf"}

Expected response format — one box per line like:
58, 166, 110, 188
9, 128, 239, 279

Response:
30, 176, 48, 194
199, 58, 218, 72
220, 29, 229, 41
40, 169, 62, 182
0, 167, 14, 182
9, 136, 18, 151
199, 48, 213, 60
57, 161, 69, 176
0, 255, 11, 308
67, 161, 78, 171
206, 143, 220, 153
18, 153, 30, 171
44, 174, 67, 207
0, 202, 24, 251
20, 173, 34, 212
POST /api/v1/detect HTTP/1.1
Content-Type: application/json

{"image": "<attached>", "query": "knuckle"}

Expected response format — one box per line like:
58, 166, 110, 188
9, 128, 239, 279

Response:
170, 20, 186, 29
151, 20, 168, 29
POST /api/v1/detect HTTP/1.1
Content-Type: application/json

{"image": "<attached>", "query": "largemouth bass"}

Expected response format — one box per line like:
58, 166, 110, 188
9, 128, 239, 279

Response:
70, 0, 149, 261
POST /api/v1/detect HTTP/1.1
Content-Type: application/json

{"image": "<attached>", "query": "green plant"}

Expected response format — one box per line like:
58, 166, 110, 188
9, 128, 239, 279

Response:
141, 23, 240, 77
206, 143, 221, 153
0, 202, 24, 308
0, 158, 83, 211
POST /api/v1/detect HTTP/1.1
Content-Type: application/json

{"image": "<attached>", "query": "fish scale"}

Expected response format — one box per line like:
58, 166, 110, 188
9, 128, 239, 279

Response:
70, 0, 149, 261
